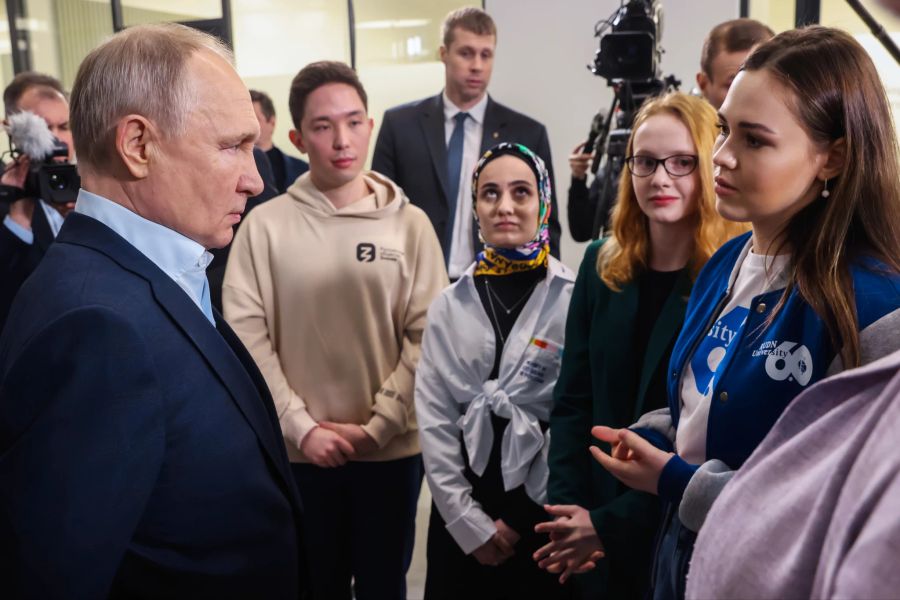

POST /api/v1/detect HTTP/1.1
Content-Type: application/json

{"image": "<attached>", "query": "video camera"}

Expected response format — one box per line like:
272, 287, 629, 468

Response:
591, 0, 662, 81
0, 110, 80, 206
582, 0, 680, 237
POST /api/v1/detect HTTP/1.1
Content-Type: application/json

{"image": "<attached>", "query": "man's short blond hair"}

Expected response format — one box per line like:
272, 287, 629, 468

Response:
70, 23, 232, 172
441, 7, 496, 48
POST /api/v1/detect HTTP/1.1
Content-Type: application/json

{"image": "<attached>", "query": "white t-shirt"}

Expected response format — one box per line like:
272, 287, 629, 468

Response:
676, 248, 790, 464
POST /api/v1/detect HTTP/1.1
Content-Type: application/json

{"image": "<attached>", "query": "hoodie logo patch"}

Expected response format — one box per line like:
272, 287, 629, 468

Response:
356, 243, 376, 262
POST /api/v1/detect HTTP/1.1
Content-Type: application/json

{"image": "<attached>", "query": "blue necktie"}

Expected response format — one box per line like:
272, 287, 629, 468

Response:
445, 111, 469, 264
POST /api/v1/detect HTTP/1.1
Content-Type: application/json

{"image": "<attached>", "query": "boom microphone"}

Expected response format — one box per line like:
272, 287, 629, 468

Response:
6, 111, 60, 161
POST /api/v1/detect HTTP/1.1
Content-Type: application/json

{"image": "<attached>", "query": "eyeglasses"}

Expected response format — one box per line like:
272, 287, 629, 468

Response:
625, 154, 699, 178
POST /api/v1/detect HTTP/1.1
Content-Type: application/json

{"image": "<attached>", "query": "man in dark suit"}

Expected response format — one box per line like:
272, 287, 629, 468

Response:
251, 88, 309, 194
0, 72, 74, 333
0, 23, 305, 599
372, 7, 560, 280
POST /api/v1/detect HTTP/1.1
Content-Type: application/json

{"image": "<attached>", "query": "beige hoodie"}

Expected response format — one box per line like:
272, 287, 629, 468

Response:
223, 171, 448, 462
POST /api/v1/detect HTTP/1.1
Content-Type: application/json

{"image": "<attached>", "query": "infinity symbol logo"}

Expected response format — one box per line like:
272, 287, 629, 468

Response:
764, 341, 813, 386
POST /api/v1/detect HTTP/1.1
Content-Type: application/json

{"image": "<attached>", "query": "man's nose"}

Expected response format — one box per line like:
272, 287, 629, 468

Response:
333, 124, 350, 148
243, 154, 265, 197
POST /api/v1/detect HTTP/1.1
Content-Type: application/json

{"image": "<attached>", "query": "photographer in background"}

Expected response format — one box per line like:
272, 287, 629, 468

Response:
0, 72, 74, 332
568, 18, 773, 242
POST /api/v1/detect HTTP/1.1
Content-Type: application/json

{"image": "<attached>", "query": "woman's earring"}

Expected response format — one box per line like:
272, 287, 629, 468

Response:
821, 178, 830, 199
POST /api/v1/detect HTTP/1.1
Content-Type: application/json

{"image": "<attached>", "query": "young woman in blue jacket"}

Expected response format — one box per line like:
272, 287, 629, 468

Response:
591, 26, 900, 600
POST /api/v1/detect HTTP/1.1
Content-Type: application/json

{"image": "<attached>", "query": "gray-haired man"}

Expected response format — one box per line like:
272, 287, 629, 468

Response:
0, 24, 305, 598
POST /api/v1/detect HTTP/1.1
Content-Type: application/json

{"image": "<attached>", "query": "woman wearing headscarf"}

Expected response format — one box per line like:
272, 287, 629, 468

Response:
415, 143, 575, 600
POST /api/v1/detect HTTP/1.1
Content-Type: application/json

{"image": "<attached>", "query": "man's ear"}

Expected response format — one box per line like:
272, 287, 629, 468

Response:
819, 137, 847, 181
439, 45, 448, 64
288, 128, 306, 154
115, 115, 155, 179
696, 71, 709, 96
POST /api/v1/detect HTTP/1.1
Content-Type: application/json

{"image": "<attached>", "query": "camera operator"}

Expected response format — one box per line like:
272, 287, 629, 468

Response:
0, 72, 74, 332
567, 18, 773, 242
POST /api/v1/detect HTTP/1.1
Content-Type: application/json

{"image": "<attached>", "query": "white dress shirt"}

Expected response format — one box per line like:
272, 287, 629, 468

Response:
443, 91, 488, 280
74, 189, 214, 324
3, 199, 66, 244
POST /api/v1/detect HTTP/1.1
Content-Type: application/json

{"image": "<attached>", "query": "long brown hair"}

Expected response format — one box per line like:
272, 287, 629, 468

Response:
744, 26, 900, 368
597, 92, 745, 290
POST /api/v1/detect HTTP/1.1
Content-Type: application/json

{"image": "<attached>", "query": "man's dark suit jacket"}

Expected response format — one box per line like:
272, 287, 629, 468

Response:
266, 145, 309, 195
0, 213, 306, 599
372, 94, 561, 260
0, 201, 54, 335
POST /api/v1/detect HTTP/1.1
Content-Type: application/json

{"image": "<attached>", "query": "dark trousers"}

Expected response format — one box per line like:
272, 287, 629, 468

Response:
424, 413, 570, 599
291, 455, 422, 600
651, 509, 697, 600
424, 502, 571, 600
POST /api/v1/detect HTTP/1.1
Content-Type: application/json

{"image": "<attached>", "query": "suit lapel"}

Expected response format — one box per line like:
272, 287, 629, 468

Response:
480, 97, 507, 155
466, 98, 505, 255
420, 94, 451, 206
633, 271, 691, 421
149, 276, 286, 460
215, 313, 303, 510
57, 214, 297, 500
602, 283, 639, 423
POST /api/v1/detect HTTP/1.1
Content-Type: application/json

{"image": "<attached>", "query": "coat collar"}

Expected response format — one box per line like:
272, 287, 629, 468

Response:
55, 213, 299, 504
480, 96, 507, 154
420, 94, 451, 203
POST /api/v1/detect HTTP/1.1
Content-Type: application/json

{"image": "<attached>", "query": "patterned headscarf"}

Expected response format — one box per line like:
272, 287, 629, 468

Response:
471, 143, 552, 276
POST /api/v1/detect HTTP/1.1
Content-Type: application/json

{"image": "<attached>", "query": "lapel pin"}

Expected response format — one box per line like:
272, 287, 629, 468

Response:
492, 131, 499, 139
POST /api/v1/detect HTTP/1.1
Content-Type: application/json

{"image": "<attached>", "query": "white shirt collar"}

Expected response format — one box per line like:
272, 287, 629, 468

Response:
39, 199, 66, 237
442, 90, 489, 125
74, 189, 214, 322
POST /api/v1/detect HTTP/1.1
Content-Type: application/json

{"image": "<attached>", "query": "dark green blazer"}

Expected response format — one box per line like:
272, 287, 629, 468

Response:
548, 239, 691, 599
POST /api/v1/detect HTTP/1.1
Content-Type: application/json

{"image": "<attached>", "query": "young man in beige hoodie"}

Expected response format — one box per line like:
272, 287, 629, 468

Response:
223, 61, 447, 600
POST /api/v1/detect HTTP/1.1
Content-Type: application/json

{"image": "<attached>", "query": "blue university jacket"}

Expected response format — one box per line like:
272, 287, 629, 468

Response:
637, 232, 900, 517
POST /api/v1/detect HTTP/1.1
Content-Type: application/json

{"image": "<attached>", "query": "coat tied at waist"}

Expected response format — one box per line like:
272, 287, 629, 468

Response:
459, 379, 550, 504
